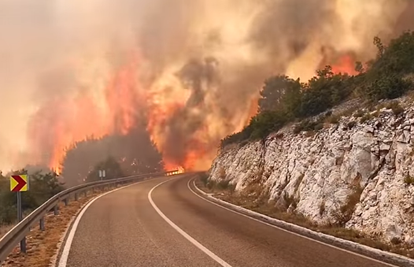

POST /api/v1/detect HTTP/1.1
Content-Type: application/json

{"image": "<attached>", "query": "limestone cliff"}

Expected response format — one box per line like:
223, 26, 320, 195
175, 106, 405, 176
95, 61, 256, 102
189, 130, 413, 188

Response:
209, 97, 414, 245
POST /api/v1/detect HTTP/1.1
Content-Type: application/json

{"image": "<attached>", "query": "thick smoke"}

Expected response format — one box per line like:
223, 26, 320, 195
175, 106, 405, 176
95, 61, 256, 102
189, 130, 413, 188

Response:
0, 0, 413, 171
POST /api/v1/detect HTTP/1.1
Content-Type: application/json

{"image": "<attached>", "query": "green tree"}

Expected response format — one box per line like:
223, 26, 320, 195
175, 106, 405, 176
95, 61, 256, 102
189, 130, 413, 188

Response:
298, 66, 351, 117
258, 75, 302, 113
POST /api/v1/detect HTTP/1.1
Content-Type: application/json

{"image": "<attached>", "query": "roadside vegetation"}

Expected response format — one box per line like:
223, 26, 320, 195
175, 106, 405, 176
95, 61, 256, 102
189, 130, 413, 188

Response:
0, 156, 127, 231
0, 170, 64, 226
221, 31, 414, 148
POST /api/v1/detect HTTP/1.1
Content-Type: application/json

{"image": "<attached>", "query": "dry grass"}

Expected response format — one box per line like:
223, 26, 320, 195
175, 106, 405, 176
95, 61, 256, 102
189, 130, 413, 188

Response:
196, 175, 414, 259
1, 186, 116, 267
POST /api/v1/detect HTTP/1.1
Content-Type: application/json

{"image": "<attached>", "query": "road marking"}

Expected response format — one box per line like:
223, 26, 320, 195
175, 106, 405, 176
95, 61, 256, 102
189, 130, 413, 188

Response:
58, 178, 163, 267
148, 179, 233, 267
188, 178, 399, 267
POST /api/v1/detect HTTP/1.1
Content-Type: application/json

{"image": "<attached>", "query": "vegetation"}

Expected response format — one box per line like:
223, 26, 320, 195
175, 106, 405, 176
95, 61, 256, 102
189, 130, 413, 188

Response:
0, 170, 64, 225
404, 175, 414, 185
221, 31, 414, 148
86, 156, 125, 182
61, 124, 163, 187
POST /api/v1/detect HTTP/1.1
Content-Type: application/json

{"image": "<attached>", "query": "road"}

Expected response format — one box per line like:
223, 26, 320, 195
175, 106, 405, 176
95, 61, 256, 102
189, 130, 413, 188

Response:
60, 174, 395, 267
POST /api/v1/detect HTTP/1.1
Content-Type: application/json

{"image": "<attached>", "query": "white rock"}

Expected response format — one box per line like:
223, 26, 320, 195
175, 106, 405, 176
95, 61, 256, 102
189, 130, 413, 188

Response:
209, 101, 414, 245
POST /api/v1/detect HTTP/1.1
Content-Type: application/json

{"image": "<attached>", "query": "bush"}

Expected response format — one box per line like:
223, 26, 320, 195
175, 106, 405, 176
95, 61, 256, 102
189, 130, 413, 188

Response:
386, 101, 405, 116
199, 173, 209, 186
404, 175, 414, 185
353, 110, 364, 118
220, 32, 414, 148
347, 121, 357, 129
207, 179, 236, 193
327, 115, 340, 124
362, 74, 411, 101
360, 113, 373, 123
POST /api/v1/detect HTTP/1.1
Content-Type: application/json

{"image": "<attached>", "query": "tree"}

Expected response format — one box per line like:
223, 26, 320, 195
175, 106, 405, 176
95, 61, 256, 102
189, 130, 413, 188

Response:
298, 66, 351, 117
61, 122, 164, 187
86, 157, 125, 182
355, 61, 364, 73
360, 32, 414, 101
373, 36, 385, 57
258, 75, 302, 113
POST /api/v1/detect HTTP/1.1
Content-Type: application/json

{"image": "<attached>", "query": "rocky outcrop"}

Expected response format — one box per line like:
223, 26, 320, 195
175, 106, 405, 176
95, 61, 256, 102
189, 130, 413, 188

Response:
209, 98, 414, 244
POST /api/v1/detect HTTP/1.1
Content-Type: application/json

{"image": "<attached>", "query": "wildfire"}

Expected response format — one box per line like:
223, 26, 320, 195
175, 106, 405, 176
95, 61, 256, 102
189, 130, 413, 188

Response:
26, 48, 361, 175
27, 56, 144, 174
331, 54, 359, 76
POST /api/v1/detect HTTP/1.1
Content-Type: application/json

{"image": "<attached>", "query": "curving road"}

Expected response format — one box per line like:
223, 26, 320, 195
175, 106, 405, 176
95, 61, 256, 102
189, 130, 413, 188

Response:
59, 174, 395, 267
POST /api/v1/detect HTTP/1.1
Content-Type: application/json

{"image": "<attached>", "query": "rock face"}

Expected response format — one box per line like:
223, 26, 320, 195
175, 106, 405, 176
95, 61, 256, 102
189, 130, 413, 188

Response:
209, 99, 414, 243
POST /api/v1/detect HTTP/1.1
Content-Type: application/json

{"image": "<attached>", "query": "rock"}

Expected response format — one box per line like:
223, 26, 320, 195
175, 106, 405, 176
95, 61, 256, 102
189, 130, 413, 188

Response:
365, 126, 375, 133
379, 143, 390, 151
209, 100, 414, 246
385, 224, 402, 242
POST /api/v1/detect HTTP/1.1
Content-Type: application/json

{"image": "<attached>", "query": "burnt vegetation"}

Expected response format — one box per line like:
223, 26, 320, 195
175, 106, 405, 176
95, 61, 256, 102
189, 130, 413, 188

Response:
221, 31, 414, 147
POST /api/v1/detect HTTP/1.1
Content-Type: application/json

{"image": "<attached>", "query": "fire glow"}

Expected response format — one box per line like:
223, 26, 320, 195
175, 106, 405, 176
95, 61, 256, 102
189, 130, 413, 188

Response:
5, 0, 409, 174
27, 50, 361, 174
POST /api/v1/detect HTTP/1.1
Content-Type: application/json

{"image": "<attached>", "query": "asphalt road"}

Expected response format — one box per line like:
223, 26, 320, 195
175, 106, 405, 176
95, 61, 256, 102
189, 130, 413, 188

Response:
61, 174, 395, 267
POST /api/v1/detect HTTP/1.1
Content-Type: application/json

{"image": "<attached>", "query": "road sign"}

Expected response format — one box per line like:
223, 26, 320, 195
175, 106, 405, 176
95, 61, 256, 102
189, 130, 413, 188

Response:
10, 175, 28, 192
98, 170, 106, 180
10, 174, 28, 253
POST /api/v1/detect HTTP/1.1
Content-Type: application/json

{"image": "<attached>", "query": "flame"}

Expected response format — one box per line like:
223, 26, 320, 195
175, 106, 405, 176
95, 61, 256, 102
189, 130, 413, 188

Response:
26, 48, 358, 175
27, 55, 143, 174
331, 54, 359, 75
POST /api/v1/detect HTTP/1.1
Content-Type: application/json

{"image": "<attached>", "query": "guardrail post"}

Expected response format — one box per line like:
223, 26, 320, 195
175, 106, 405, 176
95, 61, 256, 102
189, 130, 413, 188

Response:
20, 237, 27, 254
64, 198, 68, 206
54, 205, 59, 215
84, 190, 87, 197
40, 217, 45, 231
74, 193, 78, 201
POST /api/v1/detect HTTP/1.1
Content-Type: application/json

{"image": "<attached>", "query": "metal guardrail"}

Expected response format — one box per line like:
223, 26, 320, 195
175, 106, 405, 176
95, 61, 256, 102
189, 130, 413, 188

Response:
0, 170, 178, 263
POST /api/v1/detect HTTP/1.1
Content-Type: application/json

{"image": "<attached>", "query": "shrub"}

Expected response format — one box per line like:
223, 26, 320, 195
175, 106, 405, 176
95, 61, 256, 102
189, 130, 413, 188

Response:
386, 101, 405, 116
327, 115, 340, 124
360, 113, 373, 123
220, 32, 414, 148
404, 175, 414, 185
347, 121, 357, 129
333, 182, 363, 227
319, 200, 326, 216
199, 173, 209, 186
362, 73, 412, 102
353, 110, 364, 118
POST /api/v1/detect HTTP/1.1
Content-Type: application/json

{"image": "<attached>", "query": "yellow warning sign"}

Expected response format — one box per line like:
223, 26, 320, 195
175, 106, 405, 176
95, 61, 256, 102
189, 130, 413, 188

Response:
10, 175, 29, 192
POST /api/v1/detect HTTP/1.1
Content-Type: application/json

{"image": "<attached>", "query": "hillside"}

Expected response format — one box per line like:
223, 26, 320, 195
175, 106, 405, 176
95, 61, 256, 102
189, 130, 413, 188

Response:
204, 31, 414, 255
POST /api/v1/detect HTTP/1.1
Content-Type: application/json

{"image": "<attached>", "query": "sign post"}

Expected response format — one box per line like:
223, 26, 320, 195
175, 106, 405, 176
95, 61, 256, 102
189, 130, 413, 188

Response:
98, 170, 106, 180
10, 174, 29, 253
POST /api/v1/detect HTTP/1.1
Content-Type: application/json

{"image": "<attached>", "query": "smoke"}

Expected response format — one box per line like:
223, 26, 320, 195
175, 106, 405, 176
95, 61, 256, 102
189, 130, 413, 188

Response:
0, 0, 413, 171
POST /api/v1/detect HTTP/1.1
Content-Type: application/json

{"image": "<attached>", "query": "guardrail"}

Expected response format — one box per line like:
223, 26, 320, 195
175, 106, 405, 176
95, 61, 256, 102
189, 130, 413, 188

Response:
0, 170, 178, 263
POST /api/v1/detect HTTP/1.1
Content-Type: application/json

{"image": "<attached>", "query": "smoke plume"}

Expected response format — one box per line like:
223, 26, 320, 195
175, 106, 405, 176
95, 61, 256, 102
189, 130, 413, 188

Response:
0, 0, 413, 172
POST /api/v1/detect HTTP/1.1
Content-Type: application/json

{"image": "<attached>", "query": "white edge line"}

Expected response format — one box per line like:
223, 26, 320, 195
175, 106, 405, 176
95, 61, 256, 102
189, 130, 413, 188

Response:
188, 178, 402, 267
148, 179, 232, 267
58, 178, 160, 267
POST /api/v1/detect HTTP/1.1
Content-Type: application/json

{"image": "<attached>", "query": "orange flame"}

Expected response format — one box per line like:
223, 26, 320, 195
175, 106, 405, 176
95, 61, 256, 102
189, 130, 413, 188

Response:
331, 54, 358, 76
27, 55, 143, 174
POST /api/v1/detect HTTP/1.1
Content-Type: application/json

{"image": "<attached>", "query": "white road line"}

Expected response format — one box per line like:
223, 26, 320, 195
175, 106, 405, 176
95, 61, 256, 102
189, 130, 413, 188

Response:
148, 179, 233, 267
187, 178, 399, 267
58, 179, 161, 267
